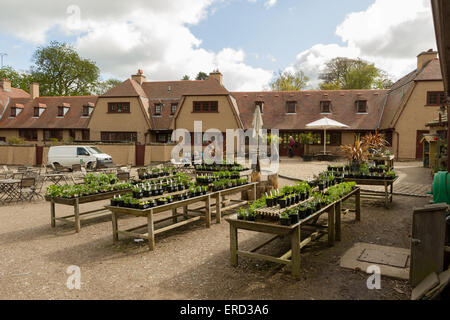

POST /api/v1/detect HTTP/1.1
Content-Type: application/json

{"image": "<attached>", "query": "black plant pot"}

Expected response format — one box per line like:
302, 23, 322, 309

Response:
289, 213, 299, 224
280, 218, 290, 226
279, 199, 287, 209
298, 209, 307, 219
246, 215, 255, 222
157, 199, 167, 206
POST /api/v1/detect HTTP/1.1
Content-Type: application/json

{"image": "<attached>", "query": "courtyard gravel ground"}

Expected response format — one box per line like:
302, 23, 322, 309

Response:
0, 161, 431, 300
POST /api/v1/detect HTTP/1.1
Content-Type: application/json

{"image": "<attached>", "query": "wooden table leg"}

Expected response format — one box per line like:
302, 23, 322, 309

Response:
183, 205, 188, 220
230, 225, 238, 267
172, 208, 178, 224
112, 212, 119, 243
328, 204, 335, 246
335, 201, 341, 241
291, 225, 301, 279
390, 182, 393, 203
384, 182, 389, 208
215, 192, 222, 224
356, 189, 361, 221
147, 210, 155, 251
50, 200, 56, 228
205, 195, 211, 228
74, 198, 81, 233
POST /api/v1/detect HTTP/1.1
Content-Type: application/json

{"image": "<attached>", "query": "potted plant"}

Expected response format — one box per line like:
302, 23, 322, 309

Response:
157, 197, 167, 206
246, 211, 256, 222
279, 196, 288, 209
298, 205, 308, 219
237, 208, 247, 220
288, 209, 299, 224
385, 170, 396, 180
280, 212, 290, 226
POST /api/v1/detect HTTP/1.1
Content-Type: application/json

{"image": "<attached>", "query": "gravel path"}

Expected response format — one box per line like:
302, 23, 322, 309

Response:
0, 161, 430, 300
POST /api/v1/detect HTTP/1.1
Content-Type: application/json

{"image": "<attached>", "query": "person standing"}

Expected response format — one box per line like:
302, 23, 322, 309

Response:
288, 136, 295, 158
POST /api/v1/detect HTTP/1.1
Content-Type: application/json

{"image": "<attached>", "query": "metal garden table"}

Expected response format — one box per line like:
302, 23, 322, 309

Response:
0, 179, 21, 204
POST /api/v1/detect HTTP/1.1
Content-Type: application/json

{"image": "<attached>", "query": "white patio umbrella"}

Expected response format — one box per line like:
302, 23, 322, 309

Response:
252, 105, 263, 170
305, 117, 349, 154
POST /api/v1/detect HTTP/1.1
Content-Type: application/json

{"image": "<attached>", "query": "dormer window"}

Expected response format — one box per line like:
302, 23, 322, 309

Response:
170, 103, 177, 115
82, 106, 89, 117
154, 104, 162, 115
286, 101, 296, 114
255, 101, 264, 113
10, 105, 23, 118
320, 101, 331, 113
355, 100, 367, 113
57, 104, 70, 117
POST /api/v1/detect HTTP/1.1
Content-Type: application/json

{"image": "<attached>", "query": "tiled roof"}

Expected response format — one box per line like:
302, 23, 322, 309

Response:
102, 79, 147, 97
0, 96, 98, 129
414, 59, 443, 81
142, 77, 229, 99
0, 87, 30, 119
378, 58, 443, 129
231, 90, 388, 130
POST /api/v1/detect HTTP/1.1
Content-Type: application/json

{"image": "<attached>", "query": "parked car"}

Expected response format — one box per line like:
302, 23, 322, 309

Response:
47, 146, 113, 170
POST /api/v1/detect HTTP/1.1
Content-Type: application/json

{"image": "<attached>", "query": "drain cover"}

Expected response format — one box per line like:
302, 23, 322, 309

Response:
357, 248, 409, 268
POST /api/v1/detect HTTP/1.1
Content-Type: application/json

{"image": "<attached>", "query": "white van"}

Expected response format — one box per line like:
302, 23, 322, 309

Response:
47, 146, 113, 169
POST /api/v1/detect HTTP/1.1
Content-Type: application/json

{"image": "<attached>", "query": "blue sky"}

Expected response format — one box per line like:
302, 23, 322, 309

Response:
0, 0, 437, 90
191, 0, 374, 71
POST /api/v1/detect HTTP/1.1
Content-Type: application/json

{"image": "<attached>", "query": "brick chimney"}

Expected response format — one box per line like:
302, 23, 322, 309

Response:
131, 69, 146, 85
1, 78, 11, 92
417, 49, 438, 70
30, 82, 39, 99
209, 70, 223, 85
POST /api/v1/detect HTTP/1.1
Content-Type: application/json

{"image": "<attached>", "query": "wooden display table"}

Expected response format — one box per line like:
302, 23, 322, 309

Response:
369, 155, 395, 170
343, 176, 398, 208
211, 182, 257, 223
106, 183, 257, 250
46, 189, 132, 233
225, 187, 361, 279
106, 193, 212, 251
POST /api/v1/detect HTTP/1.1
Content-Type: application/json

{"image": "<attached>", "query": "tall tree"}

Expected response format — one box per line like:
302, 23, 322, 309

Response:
30, 41, 100, 96
319, 57, 392, 90
181, 75, 190, 80
0, 66, 33, 92
94, 79, 122, 95
270, 70, 309, 91
195, 72, 208, 80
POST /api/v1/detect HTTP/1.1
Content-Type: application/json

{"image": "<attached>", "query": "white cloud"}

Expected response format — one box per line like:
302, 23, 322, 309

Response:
264, 0, 277, 9
0, 0, 273, 91
288, 0, 437, 88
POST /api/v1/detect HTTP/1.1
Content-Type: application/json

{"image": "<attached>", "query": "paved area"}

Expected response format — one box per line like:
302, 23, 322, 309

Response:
340, 243, 410, 280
